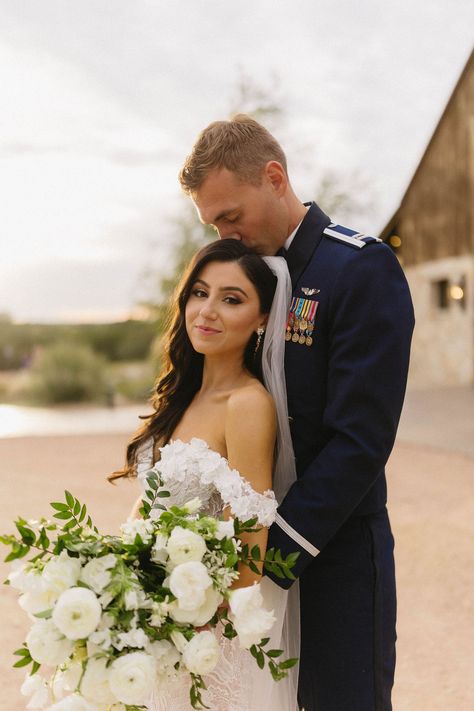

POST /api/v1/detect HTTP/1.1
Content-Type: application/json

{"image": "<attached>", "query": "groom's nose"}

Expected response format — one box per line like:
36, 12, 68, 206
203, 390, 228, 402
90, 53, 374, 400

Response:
218, 229, 241, 241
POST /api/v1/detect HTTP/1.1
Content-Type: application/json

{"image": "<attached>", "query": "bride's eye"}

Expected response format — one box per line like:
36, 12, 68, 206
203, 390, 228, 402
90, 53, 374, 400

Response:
192, 288, 207, 298
223, 295, 242, 305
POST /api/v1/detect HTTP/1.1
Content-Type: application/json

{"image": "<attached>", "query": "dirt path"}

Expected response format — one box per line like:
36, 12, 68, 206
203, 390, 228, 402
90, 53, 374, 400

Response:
0, 434, 472, 710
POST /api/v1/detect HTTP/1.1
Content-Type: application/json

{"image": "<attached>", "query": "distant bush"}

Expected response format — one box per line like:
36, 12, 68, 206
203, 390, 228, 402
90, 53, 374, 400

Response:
29, 343, 109, 404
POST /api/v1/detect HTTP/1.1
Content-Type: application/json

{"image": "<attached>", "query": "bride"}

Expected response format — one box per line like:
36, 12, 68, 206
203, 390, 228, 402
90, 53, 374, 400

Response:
116, 238, 299, 710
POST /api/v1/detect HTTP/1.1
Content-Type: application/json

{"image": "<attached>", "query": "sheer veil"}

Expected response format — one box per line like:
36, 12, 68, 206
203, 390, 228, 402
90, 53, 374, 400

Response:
257, 256, 300, 711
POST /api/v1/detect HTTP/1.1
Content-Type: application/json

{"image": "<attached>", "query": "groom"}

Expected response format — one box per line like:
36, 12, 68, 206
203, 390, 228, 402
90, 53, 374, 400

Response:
179, 114, 414, 711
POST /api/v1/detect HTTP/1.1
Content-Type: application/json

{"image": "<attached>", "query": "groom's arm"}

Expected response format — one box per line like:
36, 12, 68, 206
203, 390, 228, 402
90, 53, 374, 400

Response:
266, 244, 415, 587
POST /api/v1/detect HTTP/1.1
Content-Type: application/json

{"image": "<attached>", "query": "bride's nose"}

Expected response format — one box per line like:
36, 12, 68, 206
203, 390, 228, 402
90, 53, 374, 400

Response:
199, 301, 218, 319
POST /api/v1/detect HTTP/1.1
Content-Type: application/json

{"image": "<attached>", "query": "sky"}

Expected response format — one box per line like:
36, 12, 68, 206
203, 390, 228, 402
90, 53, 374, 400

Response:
0, 0, 472, 323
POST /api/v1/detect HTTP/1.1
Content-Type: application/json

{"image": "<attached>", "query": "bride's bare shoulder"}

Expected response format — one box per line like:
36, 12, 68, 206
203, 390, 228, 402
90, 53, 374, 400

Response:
226, 380, 276, 437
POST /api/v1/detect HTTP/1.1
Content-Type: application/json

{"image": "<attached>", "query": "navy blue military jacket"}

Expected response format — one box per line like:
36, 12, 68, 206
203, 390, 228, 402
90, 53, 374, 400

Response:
267, 202, 415, 585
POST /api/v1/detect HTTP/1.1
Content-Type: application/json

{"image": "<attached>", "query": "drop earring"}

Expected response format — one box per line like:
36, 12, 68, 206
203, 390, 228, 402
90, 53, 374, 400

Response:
255, 326, 265, 352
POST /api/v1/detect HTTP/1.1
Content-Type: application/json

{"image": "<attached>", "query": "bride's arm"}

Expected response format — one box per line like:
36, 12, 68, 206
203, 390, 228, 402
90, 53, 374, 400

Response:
225, 385, 277, 588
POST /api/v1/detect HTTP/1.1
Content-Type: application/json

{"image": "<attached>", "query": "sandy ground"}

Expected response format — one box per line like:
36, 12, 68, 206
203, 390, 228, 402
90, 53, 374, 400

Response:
0, 432, 473, 710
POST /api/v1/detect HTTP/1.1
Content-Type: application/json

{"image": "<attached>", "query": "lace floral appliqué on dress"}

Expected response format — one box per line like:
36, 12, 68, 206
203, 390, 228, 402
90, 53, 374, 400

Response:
135, 437, 294, 711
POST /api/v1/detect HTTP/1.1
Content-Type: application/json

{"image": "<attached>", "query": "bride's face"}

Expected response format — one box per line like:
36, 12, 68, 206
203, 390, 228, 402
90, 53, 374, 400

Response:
185, 260, 265, 358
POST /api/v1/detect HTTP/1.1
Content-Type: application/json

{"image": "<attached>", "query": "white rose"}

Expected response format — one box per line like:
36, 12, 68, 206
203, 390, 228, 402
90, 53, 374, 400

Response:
42, 551, 82, 598
169, 584, 222, 626
109, 652, 156, 705
26, 619, 74, 666
215, 518, 235, 540
168, 561, 212, 610
150, 533, 169, 564
80, 657, 116, 705
182, 632, 220, 675
21, 672, 50, 709
148, 639, 180, 674
80, 554, 117, 594
166, 527, 207, 565
229, 583, 276, 649
183, 497, 202, 514
47, 693, 99, 711
53, 587, 102, 640
119, 518, 154, 545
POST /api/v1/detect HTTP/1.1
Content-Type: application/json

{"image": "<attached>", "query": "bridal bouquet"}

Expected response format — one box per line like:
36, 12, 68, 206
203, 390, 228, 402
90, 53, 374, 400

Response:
1, 471, 298, 711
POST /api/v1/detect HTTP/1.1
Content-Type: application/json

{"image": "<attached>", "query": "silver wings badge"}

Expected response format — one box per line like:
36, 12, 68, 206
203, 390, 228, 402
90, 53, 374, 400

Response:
301, 287, 320, 296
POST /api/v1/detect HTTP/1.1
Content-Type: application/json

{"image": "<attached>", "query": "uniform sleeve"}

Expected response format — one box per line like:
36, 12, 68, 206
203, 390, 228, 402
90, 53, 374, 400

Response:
267, 244, 415, 587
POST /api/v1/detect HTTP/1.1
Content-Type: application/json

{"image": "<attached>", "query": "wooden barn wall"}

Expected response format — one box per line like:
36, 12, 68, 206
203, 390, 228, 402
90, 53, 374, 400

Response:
398, 61, 473, 267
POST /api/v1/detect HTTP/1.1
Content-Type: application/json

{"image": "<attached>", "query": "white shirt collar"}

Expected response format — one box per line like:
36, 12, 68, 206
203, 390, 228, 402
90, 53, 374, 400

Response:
284, 206, 309, 251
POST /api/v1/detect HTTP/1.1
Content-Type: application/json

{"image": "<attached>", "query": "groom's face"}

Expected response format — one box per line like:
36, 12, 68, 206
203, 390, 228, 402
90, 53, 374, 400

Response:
193, 166, 289, 255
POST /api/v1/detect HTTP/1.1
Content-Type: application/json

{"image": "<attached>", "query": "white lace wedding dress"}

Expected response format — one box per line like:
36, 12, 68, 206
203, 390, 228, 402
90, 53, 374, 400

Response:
136, 437, 298, 711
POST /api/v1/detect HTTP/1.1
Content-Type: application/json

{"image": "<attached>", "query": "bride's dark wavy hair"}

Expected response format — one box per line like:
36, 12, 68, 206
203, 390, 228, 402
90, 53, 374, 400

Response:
109, 239, 277, 481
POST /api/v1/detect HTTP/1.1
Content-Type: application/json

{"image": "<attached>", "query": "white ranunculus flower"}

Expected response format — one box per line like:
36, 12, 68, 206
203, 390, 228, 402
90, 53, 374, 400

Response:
80, 657, 116, 705
21, 672, 50, 709
215, 518, 235, 540
166, 526, 207, 565
109, 652, 156, 705
80, 554, 117, 594
19, 587, 59, 616
150, 533, 169, 564
52, 587, 102, 640
169, 584, 222, 627
26, 618, 74, 666
52, 661, 82, 698
148, 639, 180, 674
229, 583, 276, 649
170, 630, 187, 654
8, 561, 41, 593
182, 632, 220, 675
47, 693, 99, 711
42, 551, 82, 598
168, 561, 212, 610
119, 518, 154, 545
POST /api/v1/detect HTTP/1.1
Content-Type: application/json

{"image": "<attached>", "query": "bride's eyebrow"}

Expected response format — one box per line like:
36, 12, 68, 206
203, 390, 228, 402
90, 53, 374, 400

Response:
194, 279, 248, 298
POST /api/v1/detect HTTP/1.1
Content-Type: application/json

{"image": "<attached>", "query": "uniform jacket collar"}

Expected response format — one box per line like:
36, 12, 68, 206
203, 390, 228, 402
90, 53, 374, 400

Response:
285, 202, 331, 289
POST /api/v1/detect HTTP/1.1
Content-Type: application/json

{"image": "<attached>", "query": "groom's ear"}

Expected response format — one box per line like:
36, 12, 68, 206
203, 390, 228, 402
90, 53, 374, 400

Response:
264, 161, 287, 196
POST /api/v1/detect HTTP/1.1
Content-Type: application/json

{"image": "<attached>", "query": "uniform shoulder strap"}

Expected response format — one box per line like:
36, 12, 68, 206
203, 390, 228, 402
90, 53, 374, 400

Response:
323, 222, 382, 249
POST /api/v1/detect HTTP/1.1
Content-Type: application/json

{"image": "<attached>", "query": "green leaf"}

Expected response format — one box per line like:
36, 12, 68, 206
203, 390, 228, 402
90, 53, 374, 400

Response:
259, 637, 270, 646
73, 500, 81, 516
31, 661, 41, 675
146, 477, 158, 491
65, 491, 75, 507
157, 491, 171, 498
13, 647, 30, 657
251, 545, 261, 560
5, 544, 29, 562
248, 561, 260, 575
62, 519, 77, 531
50, 502, 69, 511
33, 608, 53, 619
13, 656, 32, 668
15, 524, 36, 546
53, 511, 72, 520
79, 504, 87, 522
265, 548, 275, 561
256, 650, 265, 669
267, 649, 283, 658
279, 657, 298, 669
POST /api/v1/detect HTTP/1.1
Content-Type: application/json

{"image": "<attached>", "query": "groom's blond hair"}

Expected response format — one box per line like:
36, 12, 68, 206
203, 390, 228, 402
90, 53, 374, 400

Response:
179, 114, 287, 194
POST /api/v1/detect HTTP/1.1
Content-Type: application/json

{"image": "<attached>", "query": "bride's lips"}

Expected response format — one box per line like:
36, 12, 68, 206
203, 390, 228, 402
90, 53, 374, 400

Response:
195, 325, 222, 335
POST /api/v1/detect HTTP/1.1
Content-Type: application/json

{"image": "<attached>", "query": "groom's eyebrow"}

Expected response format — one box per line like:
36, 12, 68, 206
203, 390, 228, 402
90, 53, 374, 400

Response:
194, 279, 248, 297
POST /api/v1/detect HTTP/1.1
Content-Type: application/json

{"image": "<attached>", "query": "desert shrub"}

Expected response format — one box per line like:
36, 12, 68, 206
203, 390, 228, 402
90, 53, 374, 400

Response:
29, 343, 109, 403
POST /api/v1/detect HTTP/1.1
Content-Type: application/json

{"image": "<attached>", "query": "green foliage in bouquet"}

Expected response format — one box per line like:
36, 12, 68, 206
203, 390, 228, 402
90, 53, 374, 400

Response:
1, 472, 298, 710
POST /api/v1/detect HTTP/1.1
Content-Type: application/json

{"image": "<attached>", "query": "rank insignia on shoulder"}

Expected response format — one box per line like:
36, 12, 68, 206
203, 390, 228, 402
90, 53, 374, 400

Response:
323, 223, 382, 249
301, 287, 320, 296
285, 296, 319, 346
